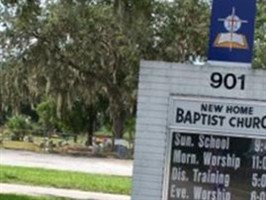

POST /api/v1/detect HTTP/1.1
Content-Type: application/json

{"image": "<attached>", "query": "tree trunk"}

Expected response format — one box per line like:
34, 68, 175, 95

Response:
86, 106, 96, 146
112, 110, 126, 139
109, 93, 127, 139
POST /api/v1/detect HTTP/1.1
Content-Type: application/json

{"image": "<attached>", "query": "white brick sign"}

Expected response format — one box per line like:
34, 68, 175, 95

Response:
132, 61, 266, 200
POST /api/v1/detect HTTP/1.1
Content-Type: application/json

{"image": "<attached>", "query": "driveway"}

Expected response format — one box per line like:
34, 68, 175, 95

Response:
0, 149, 133, 176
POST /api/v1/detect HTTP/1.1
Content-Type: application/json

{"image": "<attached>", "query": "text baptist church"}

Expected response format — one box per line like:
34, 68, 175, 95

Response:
175, 103, 266, 130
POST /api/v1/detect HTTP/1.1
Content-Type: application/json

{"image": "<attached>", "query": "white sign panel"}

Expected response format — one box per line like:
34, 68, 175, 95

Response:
169, 96, 266, 136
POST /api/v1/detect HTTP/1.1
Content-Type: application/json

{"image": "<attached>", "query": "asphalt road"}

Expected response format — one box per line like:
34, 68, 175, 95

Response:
0, 149, 133, 176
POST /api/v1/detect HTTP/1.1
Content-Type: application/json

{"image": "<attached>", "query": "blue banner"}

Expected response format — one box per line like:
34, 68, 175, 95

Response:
208, 0, 257, 65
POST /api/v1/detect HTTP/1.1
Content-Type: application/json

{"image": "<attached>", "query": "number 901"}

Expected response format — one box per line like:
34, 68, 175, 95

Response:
210, 72, 245, 90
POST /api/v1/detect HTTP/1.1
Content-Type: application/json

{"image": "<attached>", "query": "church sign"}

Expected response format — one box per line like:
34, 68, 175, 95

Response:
131, 62, 266, 200
131, 1, 264, 200
208, 0, 257, 67
165, 96, 266, 200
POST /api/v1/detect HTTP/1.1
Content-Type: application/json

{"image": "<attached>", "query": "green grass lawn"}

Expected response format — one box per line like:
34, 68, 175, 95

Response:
0, 165, 131, 195
0, 194, 66, 200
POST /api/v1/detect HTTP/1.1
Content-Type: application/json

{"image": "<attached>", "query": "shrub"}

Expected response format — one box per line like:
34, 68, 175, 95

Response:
7, 115, 33, 141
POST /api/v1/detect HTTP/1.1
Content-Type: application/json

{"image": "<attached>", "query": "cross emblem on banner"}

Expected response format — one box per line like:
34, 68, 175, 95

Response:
214, 7, 249, 51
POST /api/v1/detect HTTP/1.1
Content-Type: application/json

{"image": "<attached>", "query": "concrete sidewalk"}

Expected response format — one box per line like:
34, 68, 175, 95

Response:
0, 183, 131, 200
0, 149, 133, 176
